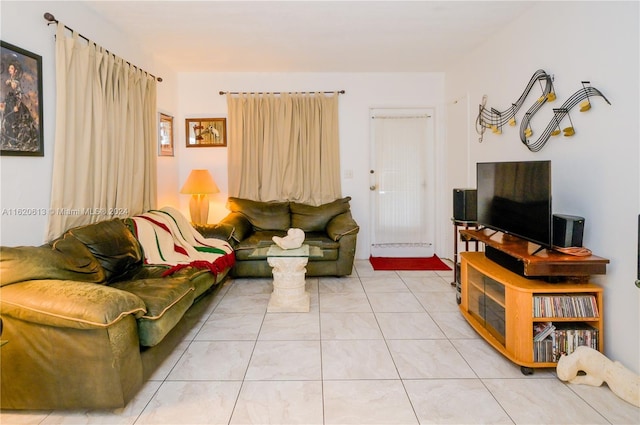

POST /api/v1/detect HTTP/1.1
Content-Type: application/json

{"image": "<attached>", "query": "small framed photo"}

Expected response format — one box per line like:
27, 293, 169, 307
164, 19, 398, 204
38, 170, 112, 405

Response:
158, 113, 174, 156
186, 117, 226, 147
0, 41, 44, 156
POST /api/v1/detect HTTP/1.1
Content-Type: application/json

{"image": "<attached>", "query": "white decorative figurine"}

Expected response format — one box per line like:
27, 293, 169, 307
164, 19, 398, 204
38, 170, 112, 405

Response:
272, 228, 305, 250
557, 346, 640, 407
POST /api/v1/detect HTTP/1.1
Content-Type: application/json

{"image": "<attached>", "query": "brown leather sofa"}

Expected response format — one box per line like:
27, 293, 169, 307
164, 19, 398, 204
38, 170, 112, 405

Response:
0, 218, 233, 410
198, 196, 359, 277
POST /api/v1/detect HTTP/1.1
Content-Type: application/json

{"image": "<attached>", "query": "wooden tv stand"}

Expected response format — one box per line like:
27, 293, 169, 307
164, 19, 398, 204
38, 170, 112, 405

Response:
458, 229, 608, 374
459, 228, 609, 277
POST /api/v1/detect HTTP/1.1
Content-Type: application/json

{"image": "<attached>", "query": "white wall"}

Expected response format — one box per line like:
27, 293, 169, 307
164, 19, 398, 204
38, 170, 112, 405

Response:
3, 0, 637, 376
156, 69, 180, 209
0, 1, 179, 246
445, 1, 640, 373
170, 72, 446, 259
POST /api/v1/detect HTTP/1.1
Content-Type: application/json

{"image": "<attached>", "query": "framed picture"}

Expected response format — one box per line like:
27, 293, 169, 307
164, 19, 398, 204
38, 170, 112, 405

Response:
186, 117, 226, 147
0, 41, 44, 156
158, 113, 174, 156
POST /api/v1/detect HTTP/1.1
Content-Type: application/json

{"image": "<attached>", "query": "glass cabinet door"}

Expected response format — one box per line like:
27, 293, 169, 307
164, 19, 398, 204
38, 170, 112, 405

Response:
466, 264, 506, 345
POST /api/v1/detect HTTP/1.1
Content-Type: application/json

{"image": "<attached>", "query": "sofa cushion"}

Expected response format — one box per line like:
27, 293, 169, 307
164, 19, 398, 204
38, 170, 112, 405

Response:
116, 264, 226, 297
0, 235, 106, 287
67, 219, 143, 283
299, 232, 340, 261
191, 222, 236, 243
0, 279, 146, 328
169, 268, 221, 298
110, 277, 195, 347
115, 264, 171, 281
326, 211, 360, 241
227, 197, 291, 231
303, 232, 340, 250
234, 231, 286, 260
290, 197, 351, 232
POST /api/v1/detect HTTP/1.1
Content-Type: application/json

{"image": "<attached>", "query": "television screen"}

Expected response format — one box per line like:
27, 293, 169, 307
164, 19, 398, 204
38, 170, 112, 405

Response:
477, 160, 552, 248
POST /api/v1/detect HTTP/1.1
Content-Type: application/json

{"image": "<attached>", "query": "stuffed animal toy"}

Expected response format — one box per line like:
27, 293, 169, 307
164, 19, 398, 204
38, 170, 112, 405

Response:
557, 345, 640, 407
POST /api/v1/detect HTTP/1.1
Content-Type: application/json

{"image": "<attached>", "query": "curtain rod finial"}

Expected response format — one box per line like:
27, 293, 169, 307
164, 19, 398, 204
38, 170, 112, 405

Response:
44, 12, 57, 23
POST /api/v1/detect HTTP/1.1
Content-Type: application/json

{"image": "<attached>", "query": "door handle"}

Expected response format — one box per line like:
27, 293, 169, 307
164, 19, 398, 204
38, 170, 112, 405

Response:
370, 185, 377, 191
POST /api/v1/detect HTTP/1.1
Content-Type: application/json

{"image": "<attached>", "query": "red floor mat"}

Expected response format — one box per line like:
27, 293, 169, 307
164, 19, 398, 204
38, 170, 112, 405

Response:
369, 255, 451, 271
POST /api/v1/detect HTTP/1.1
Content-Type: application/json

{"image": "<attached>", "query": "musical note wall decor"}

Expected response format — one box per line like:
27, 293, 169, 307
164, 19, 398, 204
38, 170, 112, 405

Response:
476, 71, 610, 152
476, 69, 555, 143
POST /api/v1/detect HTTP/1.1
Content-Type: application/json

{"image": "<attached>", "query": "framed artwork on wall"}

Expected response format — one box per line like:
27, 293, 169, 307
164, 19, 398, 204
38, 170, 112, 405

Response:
0, 40, 44, 156
185, 117, 226, 147
158, 113, 174, 156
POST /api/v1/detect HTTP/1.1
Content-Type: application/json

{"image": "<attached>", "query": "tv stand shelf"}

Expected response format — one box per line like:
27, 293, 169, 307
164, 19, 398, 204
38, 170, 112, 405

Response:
460, 251, 604, 373
460, 228, 609, 277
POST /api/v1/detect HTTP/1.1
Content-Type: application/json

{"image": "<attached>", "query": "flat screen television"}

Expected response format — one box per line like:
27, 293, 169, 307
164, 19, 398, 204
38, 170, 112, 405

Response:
476, 160, 552, 249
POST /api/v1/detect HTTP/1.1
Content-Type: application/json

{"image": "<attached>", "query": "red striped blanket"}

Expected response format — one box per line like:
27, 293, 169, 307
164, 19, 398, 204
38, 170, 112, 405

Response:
129, 207, 235, 276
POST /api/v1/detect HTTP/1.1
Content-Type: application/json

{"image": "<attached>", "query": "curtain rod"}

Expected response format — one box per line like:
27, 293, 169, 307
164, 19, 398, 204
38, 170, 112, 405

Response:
43, 12, 162, 82
372, 115, 431, 119
220, 90, 345, 95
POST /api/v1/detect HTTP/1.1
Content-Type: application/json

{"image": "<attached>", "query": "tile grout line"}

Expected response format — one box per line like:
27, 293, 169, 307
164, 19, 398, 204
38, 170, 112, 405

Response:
225, 282, 269, 425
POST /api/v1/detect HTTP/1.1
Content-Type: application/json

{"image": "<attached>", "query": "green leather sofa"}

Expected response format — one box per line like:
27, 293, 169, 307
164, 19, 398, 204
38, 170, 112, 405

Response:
198, 196, 359, 277
0, 219, 232, 410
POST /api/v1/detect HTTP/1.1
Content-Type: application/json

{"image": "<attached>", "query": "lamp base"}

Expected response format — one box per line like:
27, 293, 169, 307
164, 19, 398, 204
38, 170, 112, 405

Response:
189, 194, 210, 225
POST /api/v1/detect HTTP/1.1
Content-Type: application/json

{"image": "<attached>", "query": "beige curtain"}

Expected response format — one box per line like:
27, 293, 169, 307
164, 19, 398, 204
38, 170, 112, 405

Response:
46, 23, 157, 240
226, 92, 341, 205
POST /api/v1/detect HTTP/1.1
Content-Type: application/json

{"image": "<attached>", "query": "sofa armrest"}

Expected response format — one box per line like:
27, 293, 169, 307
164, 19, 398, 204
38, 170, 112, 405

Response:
219, 212, 253, 242
326, 211, 360, 242
0, 279, 146, 329
193, 222, 235, 242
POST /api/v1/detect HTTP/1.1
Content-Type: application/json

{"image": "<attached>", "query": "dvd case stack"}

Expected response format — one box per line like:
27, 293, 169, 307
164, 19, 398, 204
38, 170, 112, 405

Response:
533, 322, 599, 362
533, 294, 599, 318
532, 294, 600, 362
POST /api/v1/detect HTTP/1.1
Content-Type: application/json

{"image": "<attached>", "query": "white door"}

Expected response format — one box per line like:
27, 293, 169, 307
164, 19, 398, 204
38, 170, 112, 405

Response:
370, 108, 435, 258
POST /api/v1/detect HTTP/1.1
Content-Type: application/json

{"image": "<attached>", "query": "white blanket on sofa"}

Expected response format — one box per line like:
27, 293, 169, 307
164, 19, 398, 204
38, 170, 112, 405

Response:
130, 207, 234, 274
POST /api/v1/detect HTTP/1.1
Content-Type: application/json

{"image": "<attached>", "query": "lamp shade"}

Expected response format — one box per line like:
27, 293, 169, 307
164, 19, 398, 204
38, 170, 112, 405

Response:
180, 169, 219, 194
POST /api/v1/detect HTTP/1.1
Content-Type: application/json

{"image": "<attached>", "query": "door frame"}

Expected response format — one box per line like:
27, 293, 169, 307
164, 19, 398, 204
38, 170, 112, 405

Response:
369, 107, 437, 258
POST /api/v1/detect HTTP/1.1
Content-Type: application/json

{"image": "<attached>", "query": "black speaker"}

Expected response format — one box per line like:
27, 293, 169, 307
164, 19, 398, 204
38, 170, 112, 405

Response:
453, 188, 477, 221
553, 214, 585, 248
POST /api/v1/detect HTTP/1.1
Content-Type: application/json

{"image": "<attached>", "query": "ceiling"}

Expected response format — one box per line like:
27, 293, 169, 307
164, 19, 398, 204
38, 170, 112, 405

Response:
83, 1, 535, 73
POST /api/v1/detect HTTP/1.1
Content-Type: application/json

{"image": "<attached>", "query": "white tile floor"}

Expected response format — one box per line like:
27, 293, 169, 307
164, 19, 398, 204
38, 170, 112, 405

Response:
2, 259, 639, 425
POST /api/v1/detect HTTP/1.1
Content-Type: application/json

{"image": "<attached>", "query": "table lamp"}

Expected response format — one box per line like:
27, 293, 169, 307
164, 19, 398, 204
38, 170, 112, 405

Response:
180, 169, 219, 224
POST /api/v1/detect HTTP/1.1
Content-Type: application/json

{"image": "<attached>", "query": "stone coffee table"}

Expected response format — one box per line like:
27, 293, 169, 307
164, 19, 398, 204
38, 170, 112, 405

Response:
264, 244, 317, 312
